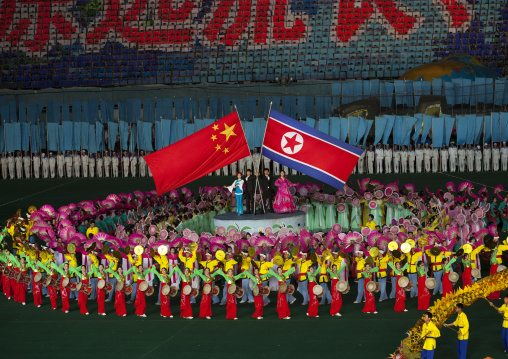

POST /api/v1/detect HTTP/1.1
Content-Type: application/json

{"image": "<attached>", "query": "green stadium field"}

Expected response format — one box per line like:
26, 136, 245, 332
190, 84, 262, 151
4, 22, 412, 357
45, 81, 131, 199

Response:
0, 171, 507, 358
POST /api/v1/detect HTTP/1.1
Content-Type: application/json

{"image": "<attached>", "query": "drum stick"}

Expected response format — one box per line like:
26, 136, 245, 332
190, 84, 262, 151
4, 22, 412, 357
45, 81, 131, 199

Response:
442, 324, 459, 333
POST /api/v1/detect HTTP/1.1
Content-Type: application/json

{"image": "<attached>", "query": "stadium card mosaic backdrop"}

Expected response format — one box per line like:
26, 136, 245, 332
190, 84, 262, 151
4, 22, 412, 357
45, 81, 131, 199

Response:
0, 0, 506, 88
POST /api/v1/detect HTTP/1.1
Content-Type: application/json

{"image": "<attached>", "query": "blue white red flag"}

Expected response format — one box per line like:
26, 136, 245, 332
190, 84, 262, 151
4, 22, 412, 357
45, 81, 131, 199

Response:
261, 110, 364, 190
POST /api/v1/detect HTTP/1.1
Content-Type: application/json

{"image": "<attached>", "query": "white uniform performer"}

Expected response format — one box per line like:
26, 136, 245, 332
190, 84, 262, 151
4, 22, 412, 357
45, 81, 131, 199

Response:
23, 152, 31, 178
49, 153, 56, 178
245, 152, 253, 175
146, 151, 152, 177
33, 153, 40, 179
41, 153, 49, 178
263, 156, 271, 174
252, 149, 261, 174
15, 152, 23, 179
466, 145, 474, 172
415, 144, 423, 173
0, 154, 7, 179
431, 146, 439, 173
112, 152, 119, 177
440, 146, 448, 172
400, 146, 408, 173
392, 146, 400, 173
73, 151, 81, 177
238, 156, 247, 176
104, 152, 111, 177
423, 144, 431, 172
65, 152, 73, 177
448, 143, 457, 172
96, 154, 104, 178
501, 142, 508, 171
384, 145, 392, 173
273, 160, 281, 175
475, 146, 482, 172
492, 143, 500, 171
7, 153, 15, 179
457, 145, 466, 172
407, 146, 415, 173
122, 152, 130, 177
138, 151, 146, 177
57, 152, 64, 178
357, 148, 365, 174
367, 146, 375, 174
375, 144, 384, 173
130, 155, 138, 177
81, 151, 89, 178
483, 144, 491, 171
88, 155, 95, 178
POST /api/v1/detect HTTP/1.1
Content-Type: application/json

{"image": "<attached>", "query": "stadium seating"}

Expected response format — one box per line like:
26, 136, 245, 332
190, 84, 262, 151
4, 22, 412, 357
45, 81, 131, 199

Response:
0, 0, 505, 89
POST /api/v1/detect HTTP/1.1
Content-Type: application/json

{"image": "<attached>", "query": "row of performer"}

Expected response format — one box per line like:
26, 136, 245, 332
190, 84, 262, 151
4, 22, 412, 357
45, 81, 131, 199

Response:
0, 239, 506, 321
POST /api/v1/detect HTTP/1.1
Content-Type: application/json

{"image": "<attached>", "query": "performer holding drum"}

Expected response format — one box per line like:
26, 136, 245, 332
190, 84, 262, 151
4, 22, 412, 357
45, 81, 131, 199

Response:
194, 268, 221, 319
327, 263, 347, 317
50, 262, 75, 313
106, 266, 129, 317
148, 265, 176, 318
76, 265, 94, 315
125, 264, 152, 318
243, 268, 270, 319
172, 266, 199, 319
306, 265, 321, 318
214, 268, 247, 320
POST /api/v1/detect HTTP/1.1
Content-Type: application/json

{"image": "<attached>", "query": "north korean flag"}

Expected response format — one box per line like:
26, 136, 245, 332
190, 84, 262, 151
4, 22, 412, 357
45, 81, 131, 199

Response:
262, 110, 364, 190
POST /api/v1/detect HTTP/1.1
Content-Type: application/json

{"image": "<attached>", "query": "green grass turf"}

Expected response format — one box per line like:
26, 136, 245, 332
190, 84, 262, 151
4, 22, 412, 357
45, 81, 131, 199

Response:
0, 284, 506, 358
0, 171, 507, 358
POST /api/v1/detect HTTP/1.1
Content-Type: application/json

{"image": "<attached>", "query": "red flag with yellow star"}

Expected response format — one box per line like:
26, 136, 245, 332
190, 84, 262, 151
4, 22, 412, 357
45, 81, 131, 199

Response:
144, 112, 250, 195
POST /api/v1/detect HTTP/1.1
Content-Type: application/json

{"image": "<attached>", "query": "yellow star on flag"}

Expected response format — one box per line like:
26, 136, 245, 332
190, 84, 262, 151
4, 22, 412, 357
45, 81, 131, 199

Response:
211, 134, 217, 141
212, 124, 219, 131
220, 123, 237, 141
223, 148, 229, 154
215, 144, 221, 151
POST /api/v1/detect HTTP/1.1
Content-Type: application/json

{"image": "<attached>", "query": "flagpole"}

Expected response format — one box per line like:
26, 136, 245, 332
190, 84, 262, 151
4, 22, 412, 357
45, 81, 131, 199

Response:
256, 102, 273, 215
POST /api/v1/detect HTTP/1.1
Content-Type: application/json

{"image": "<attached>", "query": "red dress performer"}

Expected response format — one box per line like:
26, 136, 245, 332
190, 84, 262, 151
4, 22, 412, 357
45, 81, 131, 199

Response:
271, 267, 295, 319
328, 263, 347, 316
173, 267, 197, 319
77, 266, 94, 315
126, 265, 150, 317
51, 262, 72, 313
94, 264, 108, 316
488, 245, 507, 300
13, 256, 29, 305
30, 259, 44, 308
217, 268, 246, 320
106, 267, 127, 317
307, 266, 321, 318
461, 255, 473, 288
195, 268, 221, 319
389, 262, 409, 312
244, 268, 270, 320
2, 250, 13, 299
42, 260, 59, 310
361, 264, 378, 314
149, 266, 177, 318
442, 257, 457, 298
416, 263, 430, 311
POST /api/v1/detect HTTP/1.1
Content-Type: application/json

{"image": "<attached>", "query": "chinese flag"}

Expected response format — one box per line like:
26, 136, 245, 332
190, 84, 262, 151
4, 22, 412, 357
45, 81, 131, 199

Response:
144, 112, 250, 195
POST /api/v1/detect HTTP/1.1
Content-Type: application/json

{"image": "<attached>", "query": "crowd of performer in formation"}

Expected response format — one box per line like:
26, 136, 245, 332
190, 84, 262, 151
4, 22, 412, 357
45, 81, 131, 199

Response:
0, 176, 507, 354
2, 141, 508, 180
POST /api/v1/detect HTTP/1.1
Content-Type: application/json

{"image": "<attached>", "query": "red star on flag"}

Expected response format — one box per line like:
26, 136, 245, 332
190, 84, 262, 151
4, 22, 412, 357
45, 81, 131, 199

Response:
283, 134, 302, 153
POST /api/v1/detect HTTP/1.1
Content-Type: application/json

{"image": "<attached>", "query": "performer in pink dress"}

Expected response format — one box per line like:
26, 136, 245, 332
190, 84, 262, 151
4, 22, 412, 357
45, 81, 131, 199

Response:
273, 171, 297, 214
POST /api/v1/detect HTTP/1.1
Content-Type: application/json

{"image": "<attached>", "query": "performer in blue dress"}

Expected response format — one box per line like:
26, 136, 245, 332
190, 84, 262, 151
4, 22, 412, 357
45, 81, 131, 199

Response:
226, 172, 245, 215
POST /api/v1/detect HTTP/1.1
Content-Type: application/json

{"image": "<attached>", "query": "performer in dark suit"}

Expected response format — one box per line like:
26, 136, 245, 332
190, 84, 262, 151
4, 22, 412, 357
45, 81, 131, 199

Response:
260, 168, 274, 212
244, 169, 256, 214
